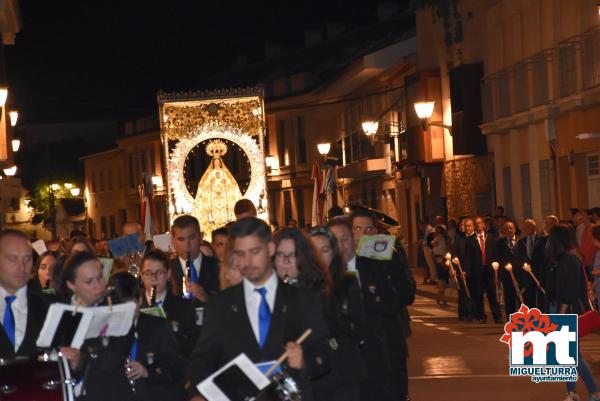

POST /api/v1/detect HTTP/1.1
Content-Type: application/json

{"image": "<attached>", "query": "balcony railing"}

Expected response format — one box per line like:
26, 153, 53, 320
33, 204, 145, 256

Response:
482, 28, 600, 124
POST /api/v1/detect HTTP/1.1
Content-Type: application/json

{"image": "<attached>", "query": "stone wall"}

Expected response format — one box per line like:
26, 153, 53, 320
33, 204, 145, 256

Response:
444, 155, 495, 219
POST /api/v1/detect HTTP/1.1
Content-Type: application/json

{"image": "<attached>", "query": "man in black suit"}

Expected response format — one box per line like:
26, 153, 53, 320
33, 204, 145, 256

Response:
0, 229, 51, 358
330, 214, 414, 401
109, 272, 186, 401
464, 217, 501, 323
515, 219, 547, 310
140, 249, 199, 355
496, 221, 521, 320
455, 217, 477, 321
170, 215, 220, 306
186, 217, 331, 401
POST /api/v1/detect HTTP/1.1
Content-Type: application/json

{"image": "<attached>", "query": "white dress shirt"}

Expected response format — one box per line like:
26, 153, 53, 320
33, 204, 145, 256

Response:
0, 285, 28, 352
243, 270, 278, 344
346, 256, 361, 285
179, 253, 203, 279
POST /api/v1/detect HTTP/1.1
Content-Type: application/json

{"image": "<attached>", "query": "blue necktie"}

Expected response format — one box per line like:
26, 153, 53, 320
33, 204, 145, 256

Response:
189, 261, 198, 283
129, 336, 138, 361
3, 296, 16, 348
254, 288, 271, 348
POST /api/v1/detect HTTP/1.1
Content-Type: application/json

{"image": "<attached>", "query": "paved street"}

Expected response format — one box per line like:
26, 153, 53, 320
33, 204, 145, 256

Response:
406, 285, 600, 401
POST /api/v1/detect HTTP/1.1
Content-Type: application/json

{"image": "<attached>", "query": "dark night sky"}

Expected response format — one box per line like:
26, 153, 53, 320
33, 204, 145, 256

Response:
6, 1, 408, 124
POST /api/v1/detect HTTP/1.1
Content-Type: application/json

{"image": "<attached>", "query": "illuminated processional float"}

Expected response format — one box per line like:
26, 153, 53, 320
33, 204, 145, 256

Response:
158, 87, 269, 238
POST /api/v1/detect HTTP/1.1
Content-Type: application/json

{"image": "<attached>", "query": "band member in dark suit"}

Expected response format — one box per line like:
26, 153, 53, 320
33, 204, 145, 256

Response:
496, 221, 521, 320
169, 215, 220, 305
515, 219, 547, 309
109, 272, 186, 401
139, 250, 198, 355
58, 251, 135, 401
464, 217, 501, 323
0, 230, 52, 358
186, 218, 331, 401
331, 213, 415, 401
308, 227, 367, 401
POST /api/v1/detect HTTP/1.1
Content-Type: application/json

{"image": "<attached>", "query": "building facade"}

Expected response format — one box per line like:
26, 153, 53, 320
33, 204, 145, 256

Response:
82, 117, 168, 239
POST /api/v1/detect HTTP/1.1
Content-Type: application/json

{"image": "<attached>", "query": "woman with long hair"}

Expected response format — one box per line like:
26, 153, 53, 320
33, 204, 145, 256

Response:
31, 250, 62, 292
308, 226, 366, 401
547, 224, 599, 401
59, 251, 136, 401
272, 227, 325, 290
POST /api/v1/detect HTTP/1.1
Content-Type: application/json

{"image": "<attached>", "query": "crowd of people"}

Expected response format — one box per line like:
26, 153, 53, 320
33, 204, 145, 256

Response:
418, 206, 600, 401
0, 198, 416, 401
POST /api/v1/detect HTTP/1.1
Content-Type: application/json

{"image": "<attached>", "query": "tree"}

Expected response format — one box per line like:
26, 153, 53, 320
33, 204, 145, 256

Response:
27, 183, 76, 226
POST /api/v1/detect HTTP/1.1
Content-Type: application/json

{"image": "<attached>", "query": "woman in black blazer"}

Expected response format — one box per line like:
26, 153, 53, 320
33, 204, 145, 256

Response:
308, 227, 368, 401
58, 251, 136, 401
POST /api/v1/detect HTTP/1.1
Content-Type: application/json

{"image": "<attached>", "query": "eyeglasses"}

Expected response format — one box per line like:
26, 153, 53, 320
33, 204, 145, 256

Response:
141, 270, 167, 278
274, 252, 296, 263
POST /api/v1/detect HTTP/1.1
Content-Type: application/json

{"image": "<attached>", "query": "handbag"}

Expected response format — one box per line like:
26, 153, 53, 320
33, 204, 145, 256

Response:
577, 260, 600, 337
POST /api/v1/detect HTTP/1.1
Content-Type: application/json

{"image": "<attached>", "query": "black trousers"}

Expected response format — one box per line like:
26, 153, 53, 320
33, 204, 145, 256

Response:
482, 272, 501, 321
501, 274, 518, 320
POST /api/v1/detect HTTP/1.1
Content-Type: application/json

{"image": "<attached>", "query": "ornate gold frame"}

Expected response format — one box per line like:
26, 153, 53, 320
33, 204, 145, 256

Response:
158, 87, 268, 236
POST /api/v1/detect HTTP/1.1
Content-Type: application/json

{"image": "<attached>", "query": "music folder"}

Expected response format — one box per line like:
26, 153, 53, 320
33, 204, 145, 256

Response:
198, 353, 270, 401
36, 302, 136, 349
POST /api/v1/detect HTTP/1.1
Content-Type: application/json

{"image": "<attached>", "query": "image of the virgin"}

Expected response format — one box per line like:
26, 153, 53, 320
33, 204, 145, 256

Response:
192, 153, 242, 226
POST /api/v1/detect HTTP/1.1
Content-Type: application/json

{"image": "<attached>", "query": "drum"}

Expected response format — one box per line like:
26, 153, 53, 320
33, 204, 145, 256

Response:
0, 352, 74, 401
256, 371, 302, 401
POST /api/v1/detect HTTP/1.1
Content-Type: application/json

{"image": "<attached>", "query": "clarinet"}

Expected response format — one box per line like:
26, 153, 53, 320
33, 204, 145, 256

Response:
184, 252, 192, 298
150, 285, 157, 307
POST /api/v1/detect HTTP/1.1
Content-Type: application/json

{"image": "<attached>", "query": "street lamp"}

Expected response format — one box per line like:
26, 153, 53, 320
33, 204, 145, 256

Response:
64, 183, 73, 189
361, 121, 379, 136
51, 183, 60, 191
70, 187, 81, 196
11, 139, 20, 152
317, 142, 331, 156
9, 110, 18, 127
413, 100, 453, 132
3, 165, 16, 176
0, 88, 8, 108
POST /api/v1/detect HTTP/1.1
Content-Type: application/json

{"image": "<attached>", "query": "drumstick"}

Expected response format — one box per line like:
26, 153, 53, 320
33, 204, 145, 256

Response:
264, 329, 312, 377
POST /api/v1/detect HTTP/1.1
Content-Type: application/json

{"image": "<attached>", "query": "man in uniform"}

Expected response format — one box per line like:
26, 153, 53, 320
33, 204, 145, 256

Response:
170, 215, 220, 306
186, 217, 330, 401
0, 229, 52, 358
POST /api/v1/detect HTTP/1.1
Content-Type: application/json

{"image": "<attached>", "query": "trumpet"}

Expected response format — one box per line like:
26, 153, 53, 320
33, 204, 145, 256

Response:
492, 262, 505, 308
522, 263, 546, 295
504, 263, 524, 305
452, 257, 471, 299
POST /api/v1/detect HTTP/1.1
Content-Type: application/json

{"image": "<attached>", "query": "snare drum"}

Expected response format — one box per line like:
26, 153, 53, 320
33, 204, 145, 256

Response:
256, 371, 302, 401
0, 352, 74, 401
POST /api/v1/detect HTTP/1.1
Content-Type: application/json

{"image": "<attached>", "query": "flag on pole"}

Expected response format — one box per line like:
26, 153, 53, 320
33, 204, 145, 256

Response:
140, 174, 159, 240
311, 162, 323, 227
322, 166, 334, 219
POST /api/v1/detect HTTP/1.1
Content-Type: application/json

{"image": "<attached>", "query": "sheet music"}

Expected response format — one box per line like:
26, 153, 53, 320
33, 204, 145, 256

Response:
153, 232, 172, 252
31, 239, 48, 256
36, 304, 93, 349
36, 302, 136, 349
198, 353, 270, 401
85, 302, 137, 339
356, 234, 396, 261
